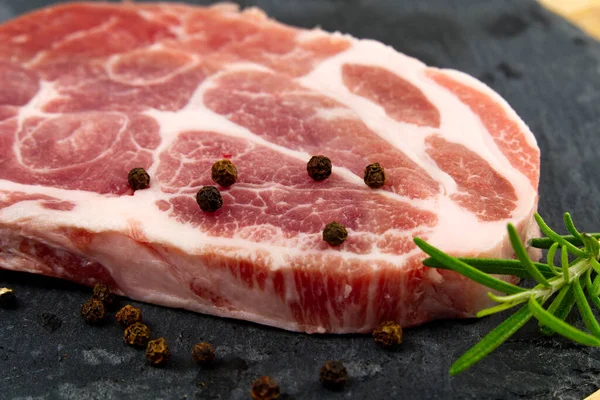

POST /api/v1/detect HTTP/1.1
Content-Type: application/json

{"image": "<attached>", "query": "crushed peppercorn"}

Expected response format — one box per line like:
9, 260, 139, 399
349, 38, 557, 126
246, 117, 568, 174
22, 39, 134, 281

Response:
211, 159, 238, 187
320, 360, 348, 391
363, 163, 385, 188
306, 155, 332, 181
250, 376, 280, 400
323, 222, 348, 246
124, 322, 151, 348
192, 342, 215, 366
196, 186, 223, 212
80, 298, 105, 325
128, 167, 150, 191
0, 287, 16, 308
372, 321, 403, 349
115, 305, 142, 329
146, 337, 170, 366
92, 284, 114, 305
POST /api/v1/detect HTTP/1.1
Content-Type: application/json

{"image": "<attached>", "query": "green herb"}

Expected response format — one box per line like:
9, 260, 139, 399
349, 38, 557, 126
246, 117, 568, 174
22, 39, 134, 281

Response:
540, 285, 576, 336
250, 376, 281, 400
414, 212, 600, 375
372, 321, 402, 349
128, 167, 150, 191
320, 360, 348, 391
196, 186, 223, 212
146, 337, 170, 366
323, 222, 348, 246
307, 155, 332, 181
363, 163, 385, 189
211, 159, 238, 188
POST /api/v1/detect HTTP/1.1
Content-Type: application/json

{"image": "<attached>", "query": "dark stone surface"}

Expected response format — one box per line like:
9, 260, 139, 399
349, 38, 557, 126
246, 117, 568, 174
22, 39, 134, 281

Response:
1, 0, 600, 398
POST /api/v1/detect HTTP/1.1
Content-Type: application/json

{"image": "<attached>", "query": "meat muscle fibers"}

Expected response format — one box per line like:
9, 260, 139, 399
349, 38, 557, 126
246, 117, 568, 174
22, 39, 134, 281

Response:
0, 3, 540, 333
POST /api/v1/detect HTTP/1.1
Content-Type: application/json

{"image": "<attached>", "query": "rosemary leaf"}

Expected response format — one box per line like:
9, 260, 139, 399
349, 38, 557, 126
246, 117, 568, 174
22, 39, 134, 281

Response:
414, 238, 525, 295
546, 242, 561, 276
564, 212, 582, 239
585, 268, 593, 292
586, 294, 600, 312
488, 291, 531, 304
530, 234, 600, 249
581, 233, 600, 258
592, 273, 600, 298
528, 296, 600, 346
508, 224, 550, 287
539, 285, 571, 330
534, 213, 588, 257
476, 301, 523, 317
540, 286, 576, 336
422, 257, 555, 279
573, 277, 600, 337
591, 258, 600, 274
561, 245, 570, 284
586, 272, 600, 311
449, 305, 532, 376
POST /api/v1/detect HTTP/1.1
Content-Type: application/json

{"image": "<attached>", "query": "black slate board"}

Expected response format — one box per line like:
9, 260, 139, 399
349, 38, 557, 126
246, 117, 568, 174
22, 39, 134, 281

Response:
1, 0, 600, 399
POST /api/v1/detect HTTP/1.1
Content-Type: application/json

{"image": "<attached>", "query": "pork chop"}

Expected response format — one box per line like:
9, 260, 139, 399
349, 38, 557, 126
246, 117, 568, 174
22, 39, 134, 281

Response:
0, 2, 540, 333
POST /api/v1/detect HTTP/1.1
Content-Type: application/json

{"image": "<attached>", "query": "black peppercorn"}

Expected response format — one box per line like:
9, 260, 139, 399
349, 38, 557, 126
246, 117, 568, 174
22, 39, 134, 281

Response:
0, 287, 16, 309
211, 159, 238, 187
192, 342, 215, 366
372, 321, 403, 349
146, 337, 170, 366
363, 163, 385, 188
80, 298, 105, 325
196, 186, 223, 212
128, 167, 150, 191
92, 284, 114, 305
124, 322, 151, 348
307, 155, 332, 181
115, 305, 142, 329
250, 376, 280, 400
323, 221, 348, 246
320, 360, 348, 391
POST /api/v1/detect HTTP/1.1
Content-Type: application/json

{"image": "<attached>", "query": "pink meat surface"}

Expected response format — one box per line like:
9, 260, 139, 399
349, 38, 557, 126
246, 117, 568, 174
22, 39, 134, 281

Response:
0, 2, 540, 333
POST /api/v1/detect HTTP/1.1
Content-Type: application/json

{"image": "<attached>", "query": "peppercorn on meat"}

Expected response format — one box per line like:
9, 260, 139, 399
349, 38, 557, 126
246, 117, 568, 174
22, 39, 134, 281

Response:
0, 2, 540, 333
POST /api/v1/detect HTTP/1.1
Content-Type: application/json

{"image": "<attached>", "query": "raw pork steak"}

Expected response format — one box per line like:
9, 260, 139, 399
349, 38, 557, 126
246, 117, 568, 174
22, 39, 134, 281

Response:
0, 2, 540, 333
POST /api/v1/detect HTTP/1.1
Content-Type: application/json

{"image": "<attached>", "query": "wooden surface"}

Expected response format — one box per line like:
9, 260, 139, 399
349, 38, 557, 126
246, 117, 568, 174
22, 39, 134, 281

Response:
540, 0, 600, 38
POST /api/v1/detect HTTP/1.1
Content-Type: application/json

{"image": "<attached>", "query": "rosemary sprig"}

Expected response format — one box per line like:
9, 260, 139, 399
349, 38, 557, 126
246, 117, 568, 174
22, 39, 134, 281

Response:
422, 257, 556, 278
414, 212, 600, 375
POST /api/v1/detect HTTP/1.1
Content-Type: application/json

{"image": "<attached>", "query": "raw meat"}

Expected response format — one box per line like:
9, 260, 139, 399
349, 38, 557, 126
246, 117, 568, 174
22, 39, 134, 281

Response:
0, 2, 540, 333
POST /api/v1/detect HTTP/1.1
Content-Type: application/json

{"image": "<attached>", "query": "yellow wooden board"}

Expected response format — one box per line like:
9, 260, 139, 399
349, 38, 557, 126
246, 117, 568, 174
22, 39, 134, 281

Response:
539, 0, 600, 39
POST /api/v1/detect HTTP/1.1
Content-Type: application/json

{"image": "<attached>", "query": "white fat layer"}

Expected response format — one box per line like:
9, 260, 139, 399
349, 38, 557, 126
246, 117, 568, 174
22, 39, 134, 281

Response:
0, 31, 539, 273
